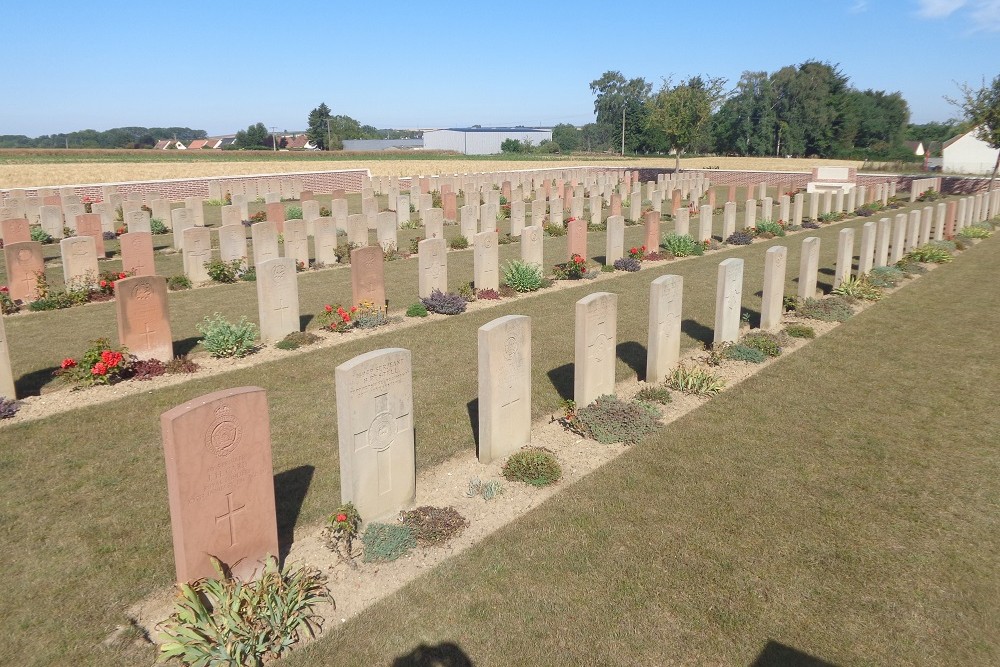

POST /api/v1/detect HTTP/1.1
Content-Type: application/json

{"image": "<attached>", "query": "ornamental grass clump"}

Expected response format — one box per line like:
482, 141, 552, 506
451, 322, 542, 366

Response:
904, 244, 954, 264
502, 447, 561, 487
666, 365, 726, 396
958, 225, 991, 239
575, 394, 662, 445
501, 260, 543, 292
158, 556, 329, 667
421, 289, 467, 315
832, 276, 884, 301
634, 385, 672, 405
753, 219, 785, 237
362, 523, 417, 563
196, 314, 259, 358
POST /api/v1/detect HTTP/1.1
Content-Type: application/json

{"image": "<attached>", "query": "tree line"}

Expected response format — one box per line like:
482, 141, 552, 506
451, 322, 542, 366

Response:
0, 127, 207, 149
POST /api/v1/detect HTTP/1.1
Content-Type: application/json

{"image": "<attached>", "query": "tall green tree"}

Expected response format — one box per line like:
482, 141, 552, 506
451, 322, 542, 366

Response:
948, 74, 1000, 189
713, 71, 777, 156
589, 71, 652, 153
306, 102, 332, 150
233, 122, 272, 150
551, 123, 581, 153
646, 76, 726, 170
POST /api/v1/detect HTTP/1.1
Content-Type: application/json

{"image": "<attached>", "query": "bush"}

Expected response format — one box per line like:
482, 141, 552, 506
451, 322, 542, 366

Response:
553, 254, 588, 280
449, 235, 469, 250
362, 523, 416, 563
158, 556, 329, 667
725, 230, 754, 245
662, 233, 703, 257
739, 331, 783, 357
275, 331, 320, 351
905, 244, 953, 264
1, 288, 20, 314
0, 397, 20, 420
55, 338, 131, 387
196, 313, 259, 358
576, 394, 662, 445
204, 258, 246, 284
543, 222, 567, 237
167, 275, 192, 291
406, 303, 428, 317
896, 260, 928, 275
421, 289, 467, 315
832, 276, 883, 301
797, 296, 854, 322
958, 225, 991, 239
30, 226, 52, 244
635, 385, 672, 405
868, 265, 905, 288
399, 506, 468, 546
501, 260, 543, 292
458, 282, 476, 302
754, 219, 785, 236
130, 358, 166, 381
927, 239, 958, 252
285, 206, 303, 220
150, 219, 168, 235
725, 344, 766, 363
502, 447, 561, 487
613, 257, 641, 272
783, 324, 815, 339
666, 365, 726, 396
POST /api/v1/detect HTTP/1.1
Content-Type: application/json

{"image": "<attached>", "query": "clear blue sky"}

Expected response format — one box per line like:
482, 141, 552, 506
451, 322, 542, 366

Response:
4, 0, 999, 137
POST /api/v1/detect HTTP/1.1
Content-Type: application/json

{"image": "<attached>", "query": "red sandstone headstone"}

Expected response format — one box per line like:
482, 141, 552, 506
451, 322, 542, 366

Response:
501, 181, 512, 200
611, 194, 622, 218
643, 211, 660, 252
350, 245, 386, 308
266, 203, 285, 233
945, 200, 957, 238
298, 190, 314, 202
440, 183, 453, 196
161, 386, 279, 583
330, 189, 346, 200
3, 241, 44, 302
43, 195, 61, 207
672, 190, 682, 212
708, 189, 716, 209
119, 231, 156, 277
116, 275, 173, 361
727, 185, 737, 203
567, 217, 587, 260
1, 218, 30, 245
442, 192, 458, 221
419, 177, 431, 194
75, 213, 106, 257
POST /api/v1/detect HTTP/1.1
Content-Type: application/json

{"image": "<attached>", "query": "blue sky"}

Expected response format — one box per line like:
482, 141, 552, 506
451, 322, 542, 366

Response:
3, 0, 998, 137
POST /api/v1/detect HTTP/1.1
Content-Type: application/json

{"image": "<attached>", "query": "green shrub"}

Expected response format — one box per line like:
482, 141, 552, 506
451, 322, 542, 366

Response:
150, 218, 168, 235
662, 233, 703, 257
275, 331, 320, 351
739, 331, 782, 357
406, 303, 428, 317
927, 239, 958, 252
634, 385, 672, 405
204, 258, 246, 283
896, 260, 928, 275
158, 556, 329, 667
868, 265, 905, 288
904, 244, 953, 264
362, 523, 416, 563
725, 344, 766, 363
167, 275, 192, 291
449, 235, 469, 249
399, 506, 468, 546
197, 313, 259, 358
543, 222, 567, 237
501, 260, 543, 292
753, 219, 785, 236
832, 275, 883, 301
502, 447, 561, 487
576, 394, 662, 445
783, 324, 815, 339
797, 296, 854, 322
29, 226, 52, 244
666, 365, 726, 396
285, 206, 303, 220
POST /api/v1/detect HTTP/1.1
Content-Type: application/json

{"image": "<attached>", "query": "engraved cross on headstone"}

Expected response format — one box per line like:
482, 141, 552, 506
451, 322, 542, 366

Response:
353, 393, 411, 497
141, 322, 157, 348
215, 492, 246, 548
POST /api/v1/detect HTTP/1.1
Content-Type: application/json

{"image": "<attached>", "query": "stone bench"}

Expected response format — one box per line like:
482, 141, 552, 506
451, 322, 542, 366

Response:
806, 166, 857, 194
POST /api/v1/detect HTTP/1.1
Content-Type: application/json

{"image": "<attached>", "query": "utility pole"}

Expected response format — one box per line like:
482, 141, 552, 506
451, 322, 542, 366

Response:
326, 118, 332, 152
270, 126, 277, 152
621, 108, 626, 156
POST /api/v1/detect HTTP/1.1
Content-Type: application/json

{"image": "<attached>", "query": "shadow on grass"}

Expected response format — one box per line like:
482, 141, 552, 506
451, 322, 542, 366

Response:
681, 318, 714, 346
15, 364, 59, 397
274, 465, 315, 563
750, 640, 838, 666
548, 363, 574, 401
392, 641, 474, 667
174, 336, 200, 357
594, 254, 607, 265
466, 398, 480, 455
742, 306, 763, 329
617, 340, 647, 381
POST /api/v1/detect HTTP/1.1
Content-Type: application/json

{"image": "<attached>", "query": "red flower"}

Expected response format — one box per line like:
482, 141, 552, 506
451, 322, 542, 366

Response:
336, 513, 348, 523
101, 350, 122, 367
100, 280, 107, 288
324, 304, 333, 312
629, 247, 637, 254
341, 314, 350, 323
350, 306, 357, 313
118, 272, 127, 279
91, 362, 108, 376
61, 358, 76, 369
0, 286, 8, 293
109, 281, 115, 290
641, 245, 646, 251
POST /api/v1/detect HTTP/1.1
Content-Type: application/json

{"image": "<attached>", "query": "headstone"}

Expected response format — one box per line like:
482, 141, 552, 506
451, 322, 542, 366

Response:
510, 200, 525, 236
674, 207, 690, 237
116, 275, 172, 360
417, 237, 448, 299
567, 217, 587, 260
934, 202, 947, 240
40, 205, 64, 239
761, 196, 774, 221
256, 257, 300, 344
611, 193, 622, 218
62, 203, 86, 232
590, 197, 603, 226
301, 200, 320, 235
793, 193, 804, 227
460, 205, 478, 241
335, 348, 415, 520
266, 203, 285, 232
75, 213, 106, 257
0, 312, 15, 399
808, 192, 820, 221
3, 241, 44, 302
152, 199, 173, 228
521, 225, 543, 268
60, 235, 99, 286
698, 205, 713, 242
1, 218, 30, 245
721, 202, 736, 239
185, 197, 205, 227
628, 197, 641, 223
714, 258, 744, 344
779, 195, 790, 224
171, 209, 194, 251
347, 214, 368, 247
889, 214, 906, 263
160, 386, 279, 582
473, 231, 499, 291
251, 222, 280, 266
833, 228, 854, 289
605, 215, 625, 264
423, 208, 444, 240
531, 199, 546, 226
442, 191, 458, 221
182, 227, 213, 283
350, 246, 386, 307
760, 246, 787, 331
283, 219, 310, 268
125, 209, 151, 234
744, 199, 757, 229
646, 275, 683, 384
120, 232, 156, 276
798, 237, 821, 300
906, 211, 920, 253
920, 206, 933, 245
313, 218, 339, 266
219, 225, 248, 265
574, 292, 617, 407
477, 315, 532, 464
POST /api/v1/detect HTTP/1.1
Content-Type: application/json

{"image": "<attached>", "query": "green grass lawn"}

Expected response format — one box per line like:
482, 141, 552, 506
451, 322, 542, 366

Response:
0, 196, 975, 666
284, 234, 1000, 667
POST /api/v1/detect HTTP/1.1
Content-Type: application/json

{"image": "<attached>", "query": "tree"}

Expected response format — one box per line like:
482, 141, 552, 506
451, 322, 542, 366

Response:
948, 74, 1000, 190
551, 123, 581, 153
500, 139, 524, 153
306, 103, 332, 150
713, 71, 777, 156
589, 71, 652, 153
646, 76, 726, 170
234, 122, 272, 150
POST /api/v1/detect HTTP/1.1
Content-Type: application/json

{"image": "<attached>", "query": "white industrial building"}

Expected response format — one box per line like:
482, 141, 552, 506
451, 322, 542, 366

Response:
422, 127, 553, 155
941, 127, 1000, 175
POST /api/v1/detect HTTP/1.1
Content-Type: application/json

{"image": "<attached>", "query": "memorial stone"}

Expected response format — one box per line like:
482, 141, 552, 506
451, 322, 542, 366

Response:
574, 292, 617, 407
798, 237, 821, 300
478, 315, 532, 463
350, 246, 386, 307
256, 257, 300, 343
713, 258, 744, 344
473, 231, 499, 290
61, 236, 99, 285
119, 232, 155, 276
646, 275, 683, 383
116, 275, 172, 360
4, 241, 44, 302
760, 246, 787, 331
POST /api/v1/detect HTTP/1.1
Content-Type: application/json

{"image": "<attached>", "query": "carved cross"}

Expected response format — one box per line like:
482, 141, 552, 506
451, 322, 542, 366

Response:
353, 392, 411, 497
214, 492, 246, 548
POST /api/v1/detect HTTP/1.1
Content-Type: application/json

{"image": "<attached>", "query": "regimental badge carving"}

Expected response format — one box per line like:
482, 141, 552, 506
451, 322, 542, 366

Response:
206, 404, 241, 457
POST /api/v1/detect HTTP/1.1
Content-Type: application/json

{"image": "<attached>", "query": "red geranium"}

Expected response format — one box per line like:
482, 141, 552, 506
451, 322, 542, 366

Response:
61, 358, 77, 369
91, 362, 108, 376
100, 350, 123, 368
336, 513, 348, 523
100, 280, 107, 288
324, 304, 333, 313
118, 272, 127, 279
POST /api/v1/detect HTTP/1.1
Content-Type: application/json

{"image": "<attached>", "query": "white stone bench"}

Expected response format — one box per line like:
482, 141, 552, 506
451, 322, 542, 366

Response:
806, 166, 857, 194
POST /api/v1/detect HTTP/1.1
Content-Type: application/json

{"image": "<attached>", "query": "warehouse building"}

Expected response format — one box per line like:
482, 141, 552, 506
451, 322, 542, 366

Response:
422, 127, 553, 155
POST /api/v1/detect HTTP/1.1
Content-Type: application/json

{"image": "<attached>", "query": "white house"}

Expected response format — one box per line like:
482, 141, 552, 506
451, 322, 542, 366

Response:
423, 127, 553, 155
941, 127, 1000, 175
